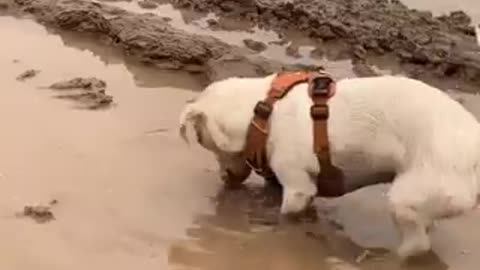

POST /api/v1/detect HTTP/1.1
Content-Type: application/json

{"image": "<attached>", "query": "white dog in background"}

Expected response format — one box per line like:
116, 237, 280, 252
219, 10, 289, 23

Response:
179, 73, 480, 259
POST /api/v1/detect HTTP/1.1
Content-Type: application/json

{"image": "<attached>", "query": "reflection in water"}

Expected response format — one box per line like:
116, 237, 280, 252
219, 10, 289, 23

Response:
48, 28, 205, 90
167, 184, 448, 270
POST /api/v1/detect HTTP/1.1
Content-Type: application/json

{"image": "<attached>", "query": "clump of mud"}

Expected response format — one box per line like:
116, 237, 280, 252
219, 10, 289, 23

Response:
46, 77, 114, 110
170, 0, 480, 86
243, 38, 267, 52
17, 199, 58, 224
137, 0, 157, 9
16, 69, 40, 81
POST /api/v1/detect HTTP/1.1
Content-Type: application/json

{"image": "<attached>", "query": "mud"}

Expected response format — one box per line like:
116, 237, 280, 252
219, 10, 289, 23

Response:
2, 0, 480, 270
44, 77, 114, 110
242, 38, 267, 52
16, 69, 40, 81
168, 0, 480, 88
9, 0, 317, 83
18, 200, 57, 224
137, 0, 157, 9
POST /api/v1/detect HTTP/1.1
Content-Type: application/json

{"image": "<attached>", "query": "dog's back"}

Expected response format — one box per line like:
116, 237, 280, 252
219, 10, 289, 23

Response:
265, 75, 479, 168
331, 76, 480, 171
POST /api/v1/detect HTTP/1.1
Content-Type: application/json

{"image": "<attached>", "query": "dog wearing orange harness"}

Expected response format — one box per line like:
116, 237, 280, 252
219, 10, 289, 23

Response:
179, 70, 480, 259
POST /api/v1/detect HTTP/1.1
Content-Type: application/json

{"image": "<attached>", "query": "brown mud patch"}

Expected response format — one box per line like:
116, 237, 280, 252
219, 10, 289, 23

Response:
16, 69, 40, 81
46, 77, 114, 110
8, 0, 320, 84
17, 200, 58, 224
167, 0, 480, 91
8, 0, 479, 91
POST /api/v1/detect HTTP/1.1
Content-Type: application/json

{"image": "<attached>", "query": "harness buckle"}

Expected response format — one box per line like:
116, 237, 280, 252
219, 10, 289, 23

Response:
310, 104, 329, 120
253, 101, 273, 119
310, 76, 333, 97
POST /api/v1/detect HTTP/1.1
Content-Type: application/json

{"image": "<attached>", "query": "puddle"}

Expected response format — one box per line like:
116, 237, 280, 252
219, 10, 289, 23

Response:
0, 15, 218, 269
0, 13, 448, 270
1, 2, 480, 269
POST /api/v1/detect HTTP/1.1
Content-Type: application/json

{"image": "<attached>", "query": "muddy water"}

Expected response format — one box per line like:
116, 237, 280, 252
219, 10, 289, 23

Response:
2, 0, 480, 270
0, 13, 438, 270
0, 16, 216, 270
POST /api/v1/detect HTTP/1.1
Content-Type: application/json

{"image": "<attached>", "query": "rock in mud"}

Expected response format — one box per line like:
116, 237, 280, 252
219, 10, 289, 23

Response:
12, 0, 305, 84
18, 200, 58, 224
48, 77, 106, 90
137, 0, 158, 9
242, 38, 267, 52
47, 77, 113, 110
168, 0, 480, 86
16, 69, 40, 81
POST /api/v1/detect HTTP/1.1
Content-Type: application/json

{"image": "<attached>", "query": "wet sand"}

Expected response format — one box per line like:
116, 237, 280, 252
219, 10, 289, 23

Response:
0, 16, 215, 269
1, 0, 480, 270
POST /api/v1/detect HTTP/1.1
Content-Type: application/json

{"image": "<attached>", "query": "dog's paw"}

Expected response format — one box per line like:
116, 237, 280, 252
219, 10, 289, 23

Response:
280, 190, 314, 216
396, 235, 431, 260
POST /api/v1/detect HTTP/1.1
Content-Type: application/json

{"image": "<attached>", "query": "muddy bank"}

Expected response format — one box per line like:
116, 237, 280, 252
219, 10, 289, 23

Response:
8, 0, 316, 84
169, 0, 480, 88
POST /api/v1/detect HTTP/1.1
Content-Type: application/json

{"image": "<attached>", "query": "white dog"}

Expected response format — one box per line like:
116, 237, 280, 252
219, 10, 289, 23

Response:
179, 73, 480, 259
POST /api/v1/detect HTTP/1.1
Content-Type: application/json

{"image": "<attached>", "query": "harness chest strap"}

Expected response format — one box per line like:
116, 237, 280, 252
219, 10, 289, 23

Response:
243, 70, 345, 196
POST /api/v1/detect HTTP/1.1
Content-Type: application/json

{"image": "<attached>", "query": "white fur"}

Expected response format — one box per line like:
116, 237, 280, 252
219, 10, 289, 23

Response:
179, 74, 480, 259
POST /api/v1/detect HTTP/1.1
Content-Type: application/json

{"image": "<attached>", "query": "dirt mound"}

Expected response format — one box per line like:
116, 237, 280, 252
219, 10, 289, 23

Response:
46, 77, 114, 110
17, 199, 58, 224
12, 0, 480, 88
16, 69, 40, 81
12, 0, 312, 83
169, 0, 480, 86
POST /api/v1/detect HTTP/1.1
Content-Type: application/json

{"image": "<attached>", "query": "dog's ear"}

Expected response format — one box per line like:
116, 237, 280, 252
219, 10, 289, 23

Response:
179, 103, 204, 145
179, 103, 226, 150
179, 102, 240, 152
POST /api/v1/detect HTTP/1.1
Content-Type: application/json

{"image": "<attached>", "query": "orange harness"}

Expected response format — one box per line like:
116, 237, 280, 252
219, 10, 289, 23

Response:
243, 70, 345, 197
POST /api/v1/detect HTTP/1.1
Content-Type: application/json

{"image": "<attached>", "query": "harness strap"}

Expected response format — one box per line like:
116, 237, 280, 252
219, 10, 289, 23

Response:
244, 71, 310, 179
243, 70, 344, 196
308, 74, 345, 197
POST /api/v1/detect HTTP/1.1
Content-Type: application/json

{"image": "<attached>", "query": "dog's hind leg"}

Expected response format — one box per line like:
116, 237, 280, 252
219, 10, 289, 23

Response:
387, 170, 477, 259
389, 200, 432, 259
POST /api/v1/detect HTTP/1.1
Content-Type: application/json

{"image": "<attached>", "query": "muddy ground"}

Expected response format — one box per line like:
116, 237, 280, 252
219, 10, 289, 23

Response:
1, 0, 480, 269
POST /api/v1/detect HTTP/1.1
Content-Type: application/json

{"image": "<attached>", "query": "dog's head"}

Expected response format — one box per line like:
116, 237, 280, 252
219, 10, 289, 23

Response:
179, 102, 252, 187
